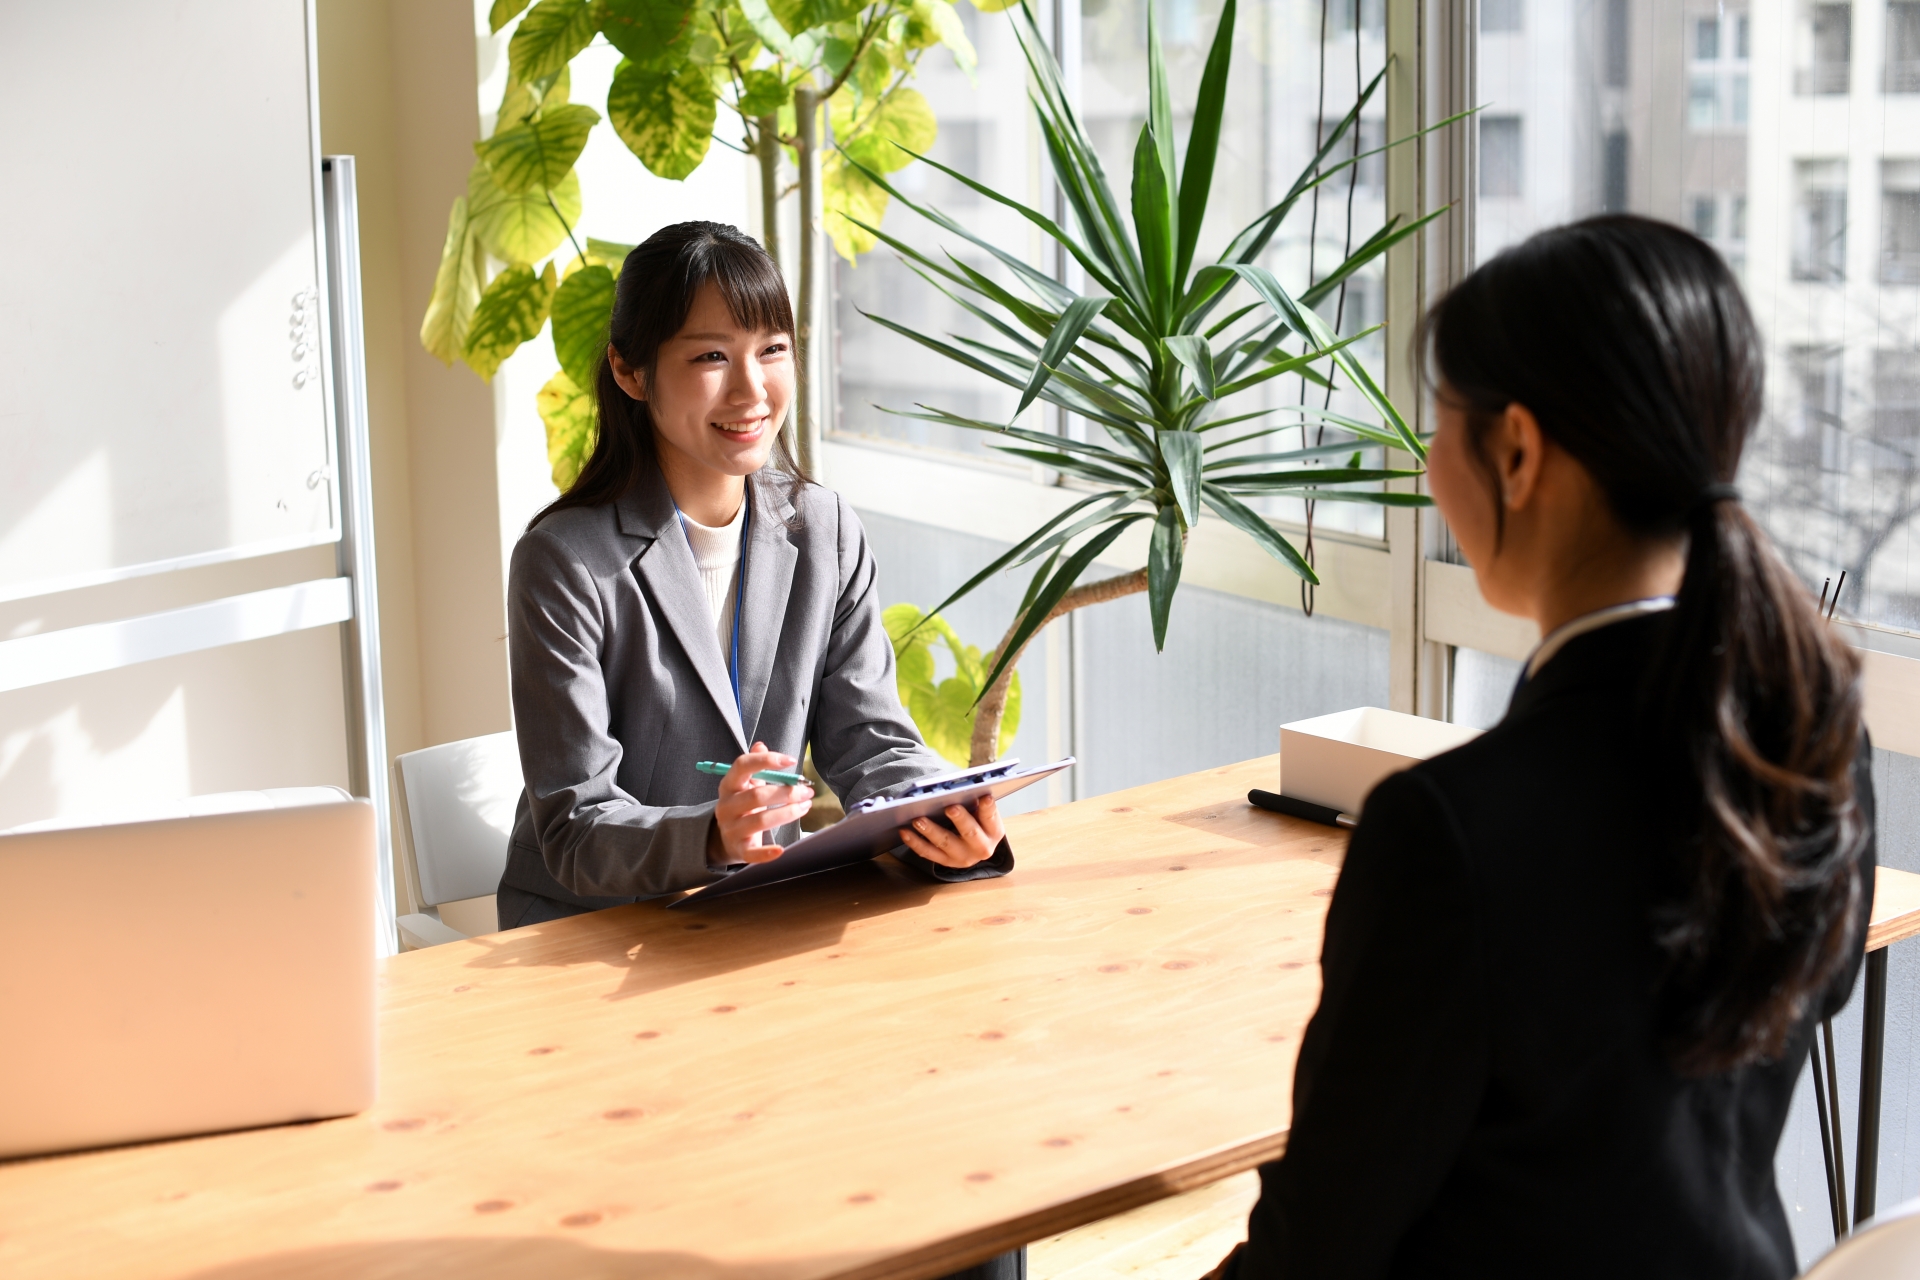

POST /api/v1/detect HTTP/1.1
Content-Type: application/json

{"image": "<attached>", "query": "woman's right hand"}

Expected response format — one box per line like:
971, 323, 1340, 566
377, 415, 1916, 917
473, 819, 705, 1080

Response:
708, 742, 814, 866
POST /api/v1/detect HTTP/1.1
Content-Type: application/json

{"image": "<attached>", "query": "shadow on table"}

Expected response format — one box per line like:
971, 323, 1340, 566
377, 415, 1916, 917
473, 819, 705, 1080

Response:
456, 857, 948, 1000
178, 1238, 859, 1280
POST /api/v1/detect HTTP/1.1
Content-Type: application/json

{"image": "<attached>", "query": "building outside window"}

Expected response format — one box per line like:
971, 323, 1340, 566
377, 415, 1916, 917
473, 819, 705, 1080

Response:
1886, 0, 1920, 91
1797, 1, 1853, 94
1792, 159, 1848, 280
1884, 159, 1920, 283
1873, 348, 1920, 456
1480, 115, 1525, 198
1470, 0, 1920, 649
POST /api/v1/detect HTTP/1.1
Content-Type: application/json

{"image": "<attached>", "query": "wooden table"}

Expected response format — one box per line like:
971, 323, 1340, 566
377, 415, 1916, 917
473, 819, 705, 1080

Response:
3, 756, 1916, 1280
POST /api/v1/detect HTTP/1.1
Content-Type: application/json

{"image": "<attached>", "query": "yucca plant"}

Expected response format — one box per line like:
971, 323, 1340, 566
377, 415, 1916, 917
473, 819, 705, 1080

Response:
848, 0, 1449, 765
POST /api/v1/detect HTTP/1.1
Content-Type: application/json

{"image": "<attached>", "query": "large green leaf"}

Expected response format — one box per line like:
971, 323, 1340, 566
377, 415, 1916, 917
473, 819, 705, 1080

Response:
884, 604, 1020, 764
835, 87, 936, 176
1176, 0, 1234, 284
1016, 295, 1108, 418
1147, 505, 1183, 651
594, 0, 699, 66
491, 0, 534, 33
737, 68, 791, 116
420, 197, 485, 365
551, 263, 617, 391
474, 102, 601, 193
823, 152, 891, 260
464, 261, 558, 381
1159, 429, 1203, 528
608, 60, 717, 180
495, 67, 572, 146
508, 0, 598, 85
738, 0, 801, 55
468, 162, 581, 263
769, 0, 863, 35
538, 369, 598, 489
587, 236, 637, 267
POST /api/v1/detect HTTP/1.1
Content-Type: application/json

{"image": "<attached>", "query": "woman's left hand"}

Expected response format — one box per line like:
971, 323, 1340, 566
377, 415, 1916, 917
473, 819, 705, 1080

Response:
898, 794, 1004, 869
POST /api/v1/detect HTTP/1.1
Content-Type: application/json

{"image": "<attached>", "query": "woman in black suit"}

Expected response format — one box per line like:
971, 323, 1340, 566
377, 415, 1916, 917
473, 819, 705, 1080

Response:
1216, 216, 1875, 1278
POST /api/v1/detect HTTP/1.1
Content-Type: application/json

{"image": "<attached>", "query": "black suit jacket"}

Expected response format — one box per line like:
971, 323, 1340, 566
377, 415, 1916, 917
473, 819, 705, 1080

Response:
1228, 612, 1874, 1279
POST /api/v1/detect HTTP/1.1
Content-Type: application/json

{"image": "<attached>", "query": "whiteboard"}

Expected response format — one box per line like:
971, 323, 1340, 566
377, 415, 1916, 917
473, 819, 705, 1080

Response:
0, 0, 337, 604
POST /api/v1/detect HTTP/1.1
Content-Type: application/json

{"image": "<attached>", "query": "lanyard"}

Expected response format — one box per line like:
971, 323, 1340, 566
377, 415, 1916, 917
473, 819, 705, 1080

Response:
675, 491, 752, 716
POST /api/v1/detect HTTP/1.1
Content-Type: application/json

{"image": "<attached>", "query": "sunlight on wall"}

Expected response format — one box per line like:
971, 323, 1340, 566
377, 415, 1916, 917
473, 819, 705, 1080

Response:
0, 688, 190, 828
0, 451, 112, 602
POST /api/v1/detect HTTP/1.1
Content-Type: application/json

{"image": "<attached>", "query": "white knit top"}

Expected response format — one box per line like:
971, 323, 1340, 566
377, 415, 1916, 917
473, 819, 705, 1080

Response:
680, 499, 747, 663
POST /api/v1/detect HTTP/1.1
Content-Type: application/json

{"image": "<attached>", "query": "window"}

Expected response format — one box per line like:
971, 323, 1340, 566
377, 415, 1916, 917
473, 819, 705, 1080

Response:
1467, 0, 1920, 639
1691, 194, 1717, 240
1480, 0, 1522, 35
1480, 115, 1523, 198
1798, 3, 1851, 95
1885, 161, 1920, 284
1793, 160, 1849, 282
1886, 1, 1920, 92
1316, 116, 1385, 197
1604, 0, 1629, 87
1873, 349, 1920, 453
1332, 0, 1386, 36
1696, 16, 1719, 61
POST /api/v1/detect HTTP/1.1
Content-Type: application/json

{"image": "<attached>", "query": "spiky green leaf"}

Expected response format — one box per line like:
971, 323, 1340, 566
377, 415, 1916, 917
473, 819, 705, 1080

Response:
1164, 335, 1216, 400
1201, 482, 1317, 582
1016, 295, 1109, 418
1159, 429, 1203, 528
1147, 505, 1184, 651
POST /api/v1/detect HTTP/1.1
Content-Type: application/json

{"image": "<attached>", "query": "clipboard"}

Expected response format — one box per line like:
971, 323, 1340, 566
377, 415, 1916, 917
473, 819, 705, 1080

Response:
669, 757, 1075, 908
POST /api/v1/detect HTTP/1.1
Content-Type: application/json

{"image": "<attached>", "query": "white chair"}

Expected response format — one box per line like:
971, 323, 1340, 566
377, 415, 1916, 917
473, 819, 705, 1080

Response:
391, 732, 521, 949
1803, 1199, 1920, 1278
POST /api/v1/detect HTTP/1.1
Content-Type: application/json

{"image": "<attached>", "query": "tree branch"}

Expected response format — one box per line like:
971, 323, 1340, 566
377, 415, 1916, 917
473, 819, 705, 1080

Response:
967, 567, 1151, 765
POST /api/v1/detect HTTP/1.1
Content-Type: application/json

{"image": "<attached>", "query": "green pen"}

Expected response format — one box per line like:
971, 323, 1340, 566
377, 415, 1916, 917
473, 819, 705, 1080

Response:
695, 761, 808, 786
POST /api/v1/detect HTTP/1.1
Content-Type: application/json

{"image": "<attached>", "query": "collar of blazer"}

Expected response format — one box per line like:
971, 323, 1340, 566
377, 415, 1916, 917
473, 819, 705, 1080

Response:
617, 466, 802, 753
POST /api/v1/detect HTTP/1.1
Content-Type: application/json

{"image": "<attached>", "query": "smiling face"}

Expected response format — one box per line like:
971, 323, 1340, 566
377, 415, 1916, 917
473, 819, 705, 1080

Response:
608, 279, 794, 511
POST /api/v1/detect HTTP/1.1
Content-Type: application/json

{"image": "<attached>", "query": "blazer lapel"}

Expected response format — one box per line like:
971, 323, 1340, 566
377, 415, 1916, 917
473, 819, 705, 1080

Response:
736, 474, 799, 745
620, 471, 749, 752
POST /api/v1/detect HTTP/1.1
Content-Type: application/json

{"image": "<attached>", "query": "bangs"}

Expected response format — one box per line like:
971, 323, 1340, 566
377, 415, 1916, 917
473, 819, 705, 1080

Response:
689, 238, 793, 338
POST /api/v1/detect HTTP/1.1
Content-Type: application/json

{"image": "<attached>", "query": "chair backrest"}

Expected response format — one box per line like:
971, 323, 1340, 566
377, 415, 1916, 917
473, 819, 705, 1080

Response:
393, 732, 521, 907
1803, 1200, 1920, 1280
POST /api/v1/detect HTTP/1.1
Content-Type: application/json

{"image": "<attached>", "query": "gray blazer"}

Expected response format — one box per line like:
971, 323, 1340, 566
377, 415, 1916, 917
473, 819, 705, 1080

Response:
500, 465, 1010, 909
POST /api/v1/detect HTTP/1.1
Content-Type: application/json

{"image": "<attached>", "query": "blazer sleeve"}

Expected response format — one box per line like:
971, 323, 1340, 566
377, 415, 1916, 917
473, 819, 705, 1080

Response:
806, 494, 1013, 883
1227, 769, 1487, 1280
508, 526, 723, 898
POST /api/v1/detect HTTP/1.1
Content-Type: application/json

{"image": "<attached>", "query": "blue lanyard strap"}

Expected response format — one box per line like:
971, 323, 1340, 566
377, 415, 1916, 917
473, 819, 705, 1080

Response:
675, 489, 751, 718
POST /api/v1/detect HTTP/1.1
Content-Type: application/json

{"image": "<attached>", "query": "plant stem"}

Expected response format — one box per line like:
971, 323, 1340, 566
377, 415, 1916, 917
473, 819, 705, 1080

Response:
968, 567, 1151, 766
794, 85, 821, 473
756, 114, 783, 269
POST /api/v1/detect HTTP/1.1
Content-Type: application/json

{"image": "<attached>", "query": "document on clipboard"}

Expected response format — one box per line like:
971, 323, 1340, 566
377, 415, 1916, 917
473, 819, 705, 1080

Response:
669, 757, 1075, 908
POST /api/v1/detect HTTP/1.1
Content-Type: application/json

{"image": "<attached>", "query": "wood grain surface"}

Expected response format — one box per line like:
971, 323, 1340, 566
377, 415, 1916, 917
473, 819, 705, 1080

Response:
4, 756, 1917, 1280
1869, 862, 1920, 952
0, 757, 1337, 1280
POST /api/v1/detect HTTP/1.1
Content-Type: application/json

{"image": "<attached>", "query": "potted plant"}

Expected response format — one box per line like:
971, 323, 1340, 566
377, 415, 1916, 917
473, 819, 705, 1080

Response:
849, 0, 1448, 764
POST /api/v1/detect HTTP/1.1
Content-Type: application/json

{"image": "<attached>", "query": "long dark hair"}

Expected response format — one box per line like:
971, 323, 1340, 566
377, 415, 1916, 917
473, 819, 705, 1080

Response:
529, 221, 805, 529
1424, 215, 1868, 1075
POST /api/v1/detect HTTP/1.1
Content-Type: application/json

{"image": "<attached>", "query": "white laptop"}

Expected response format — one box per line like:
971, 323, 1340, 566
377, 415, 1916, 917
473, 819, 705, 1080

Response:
0, 790, 378, 1160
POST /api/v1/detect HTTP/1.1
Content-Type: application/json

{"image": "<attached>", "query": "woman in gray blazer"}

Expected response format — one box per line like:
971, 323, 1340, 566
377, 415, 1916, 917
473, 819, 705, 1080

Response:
496, 222, 1012, 930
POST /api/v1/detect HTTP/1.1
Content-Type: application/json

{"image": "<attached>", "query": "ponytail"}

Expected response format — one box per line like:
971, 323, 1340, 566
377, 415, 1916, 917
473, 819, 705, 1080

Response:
1426, 215, 1869, 1074
1653, 493, 1865, 1072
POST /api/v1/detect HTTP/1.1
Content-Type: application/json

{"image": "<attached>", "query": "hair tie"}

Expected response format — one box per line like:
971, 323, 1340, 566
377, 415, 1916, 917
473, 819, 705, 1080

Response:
1691, 483, 1740, 517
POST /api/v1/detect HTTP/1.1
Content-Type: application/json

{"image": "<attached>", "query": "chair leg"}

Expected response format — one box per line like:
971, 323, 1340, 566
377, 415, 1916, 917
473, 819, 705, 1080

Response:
1811, 1037, 1844, 1241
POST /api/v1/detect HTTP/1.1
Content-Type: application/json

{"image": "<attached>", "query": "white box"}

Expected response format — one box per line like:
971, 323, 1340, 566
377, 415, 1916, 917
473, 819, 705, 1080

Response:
1279, 707, 1483, 815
